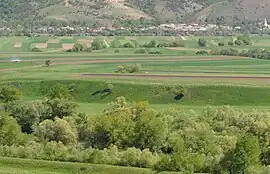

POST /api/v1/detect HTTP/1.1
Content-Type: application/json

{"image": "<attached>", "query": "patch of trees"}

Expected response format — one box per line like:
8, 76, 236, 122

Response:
198, 38, 207, 47
31, 47, 42, 52
210, 48, 270, 60
115, 64, 141, 73
67, 43, 92, 52
196, 50, 209, 55
134, 48, 162, 54
2, 85, 270, 173
67, 40, 108, 52
143, 40, 184, 48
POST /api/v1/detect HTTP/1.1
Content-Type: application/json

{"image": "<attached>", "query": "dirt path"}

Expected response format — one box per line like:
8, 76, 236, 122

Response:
81, 73, 270, 80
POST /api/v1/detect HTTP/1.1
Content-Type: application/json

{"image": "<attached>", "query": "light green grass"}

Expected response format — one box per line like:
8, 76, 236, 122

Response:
47, 43, 62, 49
0, 157, 154, 174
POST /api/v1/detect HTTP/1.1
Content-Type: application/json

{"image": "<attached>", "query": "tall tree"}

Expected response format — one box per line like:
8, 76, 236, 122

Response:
0, 85, 22, 111
231, 135, 261, 174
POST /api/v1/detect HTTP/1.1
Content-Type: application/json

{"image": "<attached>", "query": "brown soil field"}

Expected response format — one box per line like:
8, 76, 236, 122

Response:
62, 43, 75, 50
167, 47, 210, 51
76, 39, 93, 45
13, 43, 22, 48
47, 39, 60, 43
33, 43, 48, 49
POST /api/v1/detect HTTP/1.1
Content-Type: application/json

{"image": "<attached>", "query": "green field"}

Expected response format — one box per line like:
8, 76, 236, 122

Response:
0, 157, 184, 174
2, 36, 270, 173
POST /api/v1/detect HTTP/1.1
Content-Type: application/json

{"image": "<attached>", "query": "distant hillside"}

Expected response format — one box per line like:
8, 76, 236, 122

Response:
0, 0, 269, 29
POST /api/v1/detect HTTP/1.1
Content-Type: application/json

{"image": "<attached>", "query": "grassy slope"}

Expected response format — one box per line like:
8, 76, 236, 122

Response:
0, 157, 153, 174
0, 157, 208, 174
3, 80, 270, 106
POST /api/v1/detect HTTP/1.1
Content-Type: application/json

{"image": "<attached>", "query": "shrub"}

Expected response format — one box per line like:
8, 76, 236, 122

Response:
32, 47, 42, 52
115, 64, 141, 73
134, 49, 147, 54
218, 42, 225, 46
85, 47, 93, 52
198, 38, 207, 47
196, 50, 208, 55
71, 43, 84, 52
228, 41, 234, 46
45, 60, 52, 67
210, 48, 239, 56
110, 40, 122, 48
123, 42, 134, 48
115, 65, 125, 73
157, 43, 170, 47
91, 39, 107, 50
114, 49, 120, 53
237, 35, 251, 45
148, 49, 162, 54
143, 40, 157, 48
235, 39, 243, 46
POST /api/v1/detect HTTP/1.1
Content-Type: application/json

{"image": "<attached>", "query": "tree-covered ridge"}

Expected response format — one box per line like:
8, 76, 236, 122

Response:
0, 0, 268, 31
1, 83, 270, 173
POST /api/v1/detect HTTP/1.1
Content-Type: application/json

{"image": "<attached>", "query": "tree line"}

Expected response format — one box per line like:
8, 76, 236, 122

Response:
209, 48, 270, 60
1, 84, 270, 173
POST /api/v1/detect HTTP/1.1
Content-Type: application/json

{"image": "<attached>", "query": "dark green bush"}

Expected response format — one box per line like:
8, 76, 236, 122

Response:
196, 50, 208, 55
228, 41, 234, 46
198, 38, 207, 47
235, 40, 243, 46
134, 49, 147, 54
32, 47, 42, 52
218, 42, 225, 46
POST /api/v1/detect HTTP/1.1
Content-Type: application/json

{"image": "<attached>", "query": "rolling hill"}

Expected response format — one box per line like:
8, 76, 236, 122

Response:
0, 0, 269, 28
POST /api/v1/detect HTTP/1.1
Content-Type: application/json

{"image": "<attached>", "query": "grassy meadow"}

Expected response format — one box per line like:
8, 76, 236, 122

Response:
2, 35, 270, 173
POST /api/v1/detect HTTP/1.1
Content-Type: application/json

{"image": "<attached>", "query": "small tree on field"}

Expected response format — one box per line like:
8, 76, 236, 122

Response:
198, 38, 207, 47
228, 41, 234, 46
72, 43, 84, 52
45, 60, 52, 67
231, 135, 260, 174
0, 86, 22, 111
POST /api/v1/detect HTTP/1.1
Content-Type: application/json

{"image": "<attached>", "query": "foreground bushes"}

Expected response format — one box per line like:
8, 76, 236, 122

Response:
2, 84, 270, 173
0, 142, 159, 168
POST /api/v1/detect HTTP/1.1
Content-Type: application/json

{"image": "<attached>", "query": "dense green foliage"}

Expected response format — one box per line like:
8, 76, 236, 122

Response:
211, 48, 270, 60
1, 84, 270, 173
115, 64, 141, 73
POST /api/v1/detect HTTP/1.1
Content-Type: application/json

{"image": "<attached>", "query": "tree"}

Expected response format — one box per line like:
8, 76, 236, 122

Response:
71, 43, 84, 52
231, 135, 261, 174
45, 60, 52, 67
134, 110, 168, 151
0, 85, 22, 111
9, 102, 39, 133
0, 112, 25, 145
47, 83, 72, 100
228, 41, 234, 46
198, 38, 207, 47
35, 118, 77, 145
235, 40, 243, 46
32, 47, 42, 52
44, 98, 77, 120
91, 39, 106, 50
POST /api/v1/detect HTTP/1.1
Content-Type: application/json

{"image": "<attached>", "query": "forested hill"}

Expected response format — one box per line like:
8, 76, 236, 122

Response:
0, 0, 269, 29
